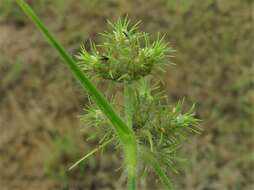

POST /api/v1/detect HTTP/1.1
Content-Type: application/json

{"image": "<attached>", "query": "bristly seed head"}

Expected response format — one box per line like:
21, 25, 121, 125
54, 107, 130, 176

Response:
82, 79, 201, 176
78, 17, 200, 186
78, 17, 173, 82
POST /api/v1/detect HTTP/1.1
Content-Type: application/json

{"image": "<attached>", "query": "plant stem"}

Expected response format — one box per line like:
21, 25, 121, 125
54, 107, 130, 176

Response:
128, 175, 136, 190
124, 82, 137, 190
124, 82, 135, 128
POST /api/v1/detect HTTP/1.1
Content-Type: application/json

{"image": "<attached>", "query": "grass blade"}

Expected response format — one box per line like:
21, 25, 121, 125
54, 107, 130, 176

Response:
15, 0, 137, 189
69, 138, 112, 171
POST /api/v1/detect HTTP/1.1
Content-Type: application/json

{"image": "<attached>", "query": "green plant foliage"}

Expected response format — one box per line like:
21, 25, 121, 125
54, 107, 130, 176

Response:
77, 19, 201, 189
78, 18, 173, 82
15, 1, 200, 189
80, 78, 200, 189
15, 1, 137, 189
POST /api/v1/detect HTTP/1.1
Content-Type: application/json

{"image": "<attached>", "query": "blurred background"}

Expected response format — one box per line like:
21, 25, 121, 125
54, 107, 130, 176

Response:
0, 0, 253, 189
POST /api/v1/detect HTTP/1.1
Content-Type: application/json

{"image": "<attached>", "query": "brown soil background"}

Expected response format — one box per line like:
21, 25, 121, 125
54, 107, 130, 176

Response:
0, 0, 253, 189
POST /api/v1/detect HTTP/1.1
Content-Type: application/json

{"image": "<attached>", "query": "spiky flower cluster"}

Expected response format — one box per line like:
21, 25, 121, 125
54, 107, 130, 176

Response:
130, 80, 200, 172
78, 18, 172, 82
77, 18, 200, 187
82, 80, 200, 175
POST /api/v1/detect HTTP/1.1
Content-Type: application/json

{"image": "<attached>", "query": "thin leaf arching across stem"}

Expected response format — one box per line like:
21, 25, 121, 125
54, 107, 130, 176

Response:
15, 1, 137, 189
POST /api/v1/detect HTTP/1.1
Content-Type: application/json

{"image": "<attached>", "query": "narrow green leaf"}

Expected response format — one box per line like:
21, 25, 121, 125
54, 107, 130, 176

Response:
69, 138, 113, 171
15, 0, 129, 137
15, 1, 137, 189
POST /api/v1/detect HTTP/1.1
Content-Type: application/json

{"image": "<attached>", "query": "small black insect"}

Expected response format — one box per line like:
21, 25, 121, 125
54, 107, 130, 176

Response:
123, 31, 129, 38
100, 55, 109, 62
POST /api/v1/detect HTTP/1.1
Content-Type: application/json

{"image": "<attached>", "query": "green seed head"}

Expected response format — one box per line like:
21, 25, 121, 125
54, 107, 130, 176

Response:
78, 17, 200, 187
83, 79, 201, 176
78, 17, 172, 82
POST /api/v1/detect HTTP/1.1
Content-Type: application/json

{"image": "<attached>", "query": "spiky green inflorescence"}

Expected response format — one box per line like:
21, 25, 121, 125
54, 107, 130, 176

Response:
78, 17, 172, 82
15, 1, 200, 188
82, 79, 200, 182
130, 80, 200, 174
77, 18, 200, 189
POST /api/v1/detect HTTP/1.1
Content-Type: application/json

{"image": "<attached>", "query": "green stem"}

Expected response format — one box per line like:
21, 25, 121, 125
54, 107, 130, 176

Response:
124, 82, 135, 128
15, 1, 137, 189
124, 82, 137, 189
128, 175, 136, 190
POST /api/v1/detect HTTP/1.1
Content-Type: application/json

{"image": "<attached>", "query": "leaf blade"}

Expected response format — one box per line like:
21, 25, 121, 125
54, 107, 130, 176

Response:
15, 1, 137, 189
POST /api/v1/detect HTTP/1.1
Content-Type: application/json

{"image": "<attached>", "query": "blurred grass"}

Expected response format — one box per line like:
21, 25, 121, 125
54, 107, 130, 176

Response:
0, 0, 253, 189
43, 128, 93, 190
0, 0, 45, 23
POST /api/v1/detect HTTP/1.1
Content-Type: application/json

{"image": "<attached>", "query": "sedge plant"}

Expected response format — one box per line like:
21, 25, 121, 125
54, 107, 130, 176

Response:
15, 0, 200, 189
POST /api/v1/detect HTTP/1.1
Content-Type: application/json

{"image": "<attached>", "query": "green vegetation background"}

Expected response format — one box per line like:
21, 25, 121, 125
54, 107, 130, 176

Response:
0, 0, 253, 189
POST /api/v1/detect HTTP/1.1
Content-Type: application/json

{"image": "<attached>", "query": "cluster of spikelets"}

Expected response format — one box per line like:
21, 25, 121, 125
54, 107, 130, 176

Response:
81, 80, 200, 174
77, 17, 200, 182
78, 17, 172, 82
